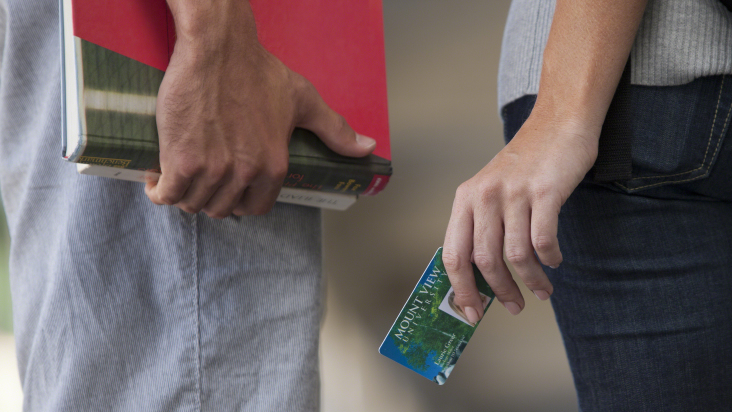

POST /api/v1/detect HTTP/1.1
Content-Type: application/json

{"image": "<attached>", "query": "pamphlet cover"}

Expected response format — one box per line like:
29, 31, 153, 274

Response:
379, 248, 495, 384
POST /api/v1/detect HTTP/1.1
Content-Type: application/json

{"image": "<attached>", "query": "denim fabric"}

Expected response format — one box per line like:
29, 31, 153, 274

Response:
0, 1, 323, 411
502, 76, 732, 412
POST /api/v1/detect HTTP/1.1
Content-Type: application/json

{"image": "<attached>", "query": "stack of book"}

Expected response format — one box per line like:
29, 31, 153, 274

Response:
61, 0, 391, 210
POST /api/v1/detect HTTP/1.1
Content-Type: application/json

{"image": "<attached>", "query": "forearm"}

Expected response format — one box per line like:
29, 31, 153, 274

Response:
531, 0, 648, 138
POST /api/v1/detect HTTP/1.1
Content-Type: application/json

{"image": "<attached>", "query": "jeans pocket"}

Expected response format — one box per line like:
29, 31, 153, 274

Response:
612, 75, 732, 193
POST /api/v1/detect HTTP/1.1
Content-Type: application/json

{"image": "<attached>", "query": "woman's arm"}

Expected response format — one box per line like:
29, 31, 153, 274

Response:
443, 0, 648, 321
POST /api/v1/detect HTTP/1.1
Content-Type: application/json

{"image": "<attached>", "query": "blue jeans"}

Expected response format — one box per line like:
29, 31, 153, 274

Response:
502, 75, 732, 412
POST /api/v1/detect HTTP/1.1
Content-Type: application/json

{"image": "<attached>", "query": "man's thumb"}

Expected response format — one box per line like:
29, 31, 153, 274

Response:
297, 83, 376, 158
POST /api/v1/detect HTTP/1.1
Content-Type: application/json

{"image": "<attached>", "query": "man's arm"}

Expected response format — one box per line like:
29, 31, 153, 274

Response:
443, 0, 648, 321
147, 0, 376, 218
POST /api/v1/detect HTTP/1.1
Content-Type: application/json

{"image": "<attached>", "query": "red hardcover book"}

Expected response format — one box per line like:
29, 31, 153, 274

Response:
61, 0, 391, 197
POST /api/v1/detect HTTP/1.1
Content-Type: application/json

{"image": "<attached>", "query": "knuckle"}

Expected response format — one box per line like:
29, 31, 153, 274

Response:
205, 164, 229, 182
235, 167, 259, 186
454, 182, 473, 200
504, 183, 525, 202
477, 183, 499, 204
472, 253, 499, 274
504, 247, 530, 266
267, 159, 289, 182
146, 196, 164, 206
441, 250, 465, 273
532, 234, 556, 254
177, 161, 205, 180
291, 72, 313, 96
454, 184, 466, 198
529, 182, 552, 200
157, 193, 179, 205
330, 114, 349, 136
451, 287, 476, 301
452, 182, 470, 204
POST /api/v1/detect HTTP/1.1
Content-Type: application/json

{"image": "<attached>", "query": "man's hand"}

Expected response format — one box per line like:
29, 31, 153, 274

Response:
146, 0, 376, 218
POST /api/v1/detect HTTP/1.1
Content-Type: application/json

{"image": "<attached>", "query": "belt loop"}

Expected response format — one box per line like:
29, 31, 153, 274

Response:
592, 59, 634, 182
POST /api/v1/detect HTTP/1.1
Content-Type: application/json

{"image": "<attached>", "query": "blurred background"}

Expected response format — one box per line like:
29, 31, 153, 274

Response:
0, 1, 578, 411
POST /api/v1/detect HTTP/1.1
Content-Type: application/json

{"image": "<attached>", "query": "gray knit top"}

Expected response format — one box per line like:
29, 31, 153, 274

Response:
498, 0, 732, 109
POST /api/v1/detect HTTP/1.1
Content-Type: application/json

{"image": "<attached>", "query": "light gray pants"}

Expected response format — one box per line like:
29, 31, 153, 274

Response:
0, 1, 323, 411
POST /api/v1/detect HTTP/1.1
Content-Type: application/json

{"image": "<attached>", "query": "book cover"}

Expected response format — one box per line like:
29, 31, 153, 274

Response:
379, 248, 495, 385
61, 0, 391, 196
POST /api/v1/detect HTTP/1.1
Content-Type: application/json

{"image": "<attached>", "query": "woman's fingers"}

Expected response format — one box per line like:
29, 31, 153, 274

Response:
446, 162, 561, 317
443, 192, 486, 325
530, 197, 563, 273
472, 198, 522, 315
503, 197, 552, 307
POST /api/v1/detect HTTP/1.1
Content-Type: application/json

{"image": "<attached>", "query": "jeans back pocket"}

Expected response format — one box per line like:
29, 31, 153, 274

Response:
613, 75, 732, 192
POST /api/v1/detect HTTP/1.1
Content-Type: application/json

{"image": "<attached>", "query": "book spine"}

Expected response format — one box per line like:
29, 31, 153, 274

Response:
71, 121, 391, 196
73, 138, 392, 196
284, 164, 391, 196
75, 137, 161, 172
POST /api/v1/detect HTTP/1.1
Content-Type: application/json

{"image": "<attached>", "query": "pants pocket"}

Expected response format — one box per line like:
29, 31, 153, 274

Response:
612, 75, 732, 193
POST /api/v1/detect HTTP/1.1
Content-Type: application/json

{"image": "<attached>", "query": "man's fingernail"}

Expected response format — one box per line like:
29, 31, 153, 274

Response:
502, 301, 522, 315
356, 133, 376, 149
533, 290, 551, 301
464, 306, 481, 325
549, 265, 558, 269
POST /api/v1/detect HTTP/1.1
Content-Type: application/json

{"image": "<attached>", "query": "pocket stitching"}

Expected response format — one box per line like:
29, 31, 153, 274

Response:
614, 87, 732, 191
625, 76, 726, 182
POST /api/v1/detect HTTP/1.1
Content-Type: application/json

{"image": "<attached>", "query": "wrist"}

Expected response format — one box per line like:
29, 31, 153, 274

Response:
529, 97, 602, 135
166, 0, 257, 54
522, 106, 601, 160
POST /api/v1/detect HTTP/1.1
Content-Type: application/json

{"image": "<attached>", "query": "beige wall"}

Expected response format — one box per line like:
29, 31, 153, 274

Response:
320, 1, 578, 411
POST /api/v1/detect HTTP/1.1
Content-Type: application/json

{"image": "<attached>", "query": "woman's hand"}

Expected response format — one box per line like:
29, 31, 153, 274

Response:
443, 0, 647, 320
443, 113, 598, 320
